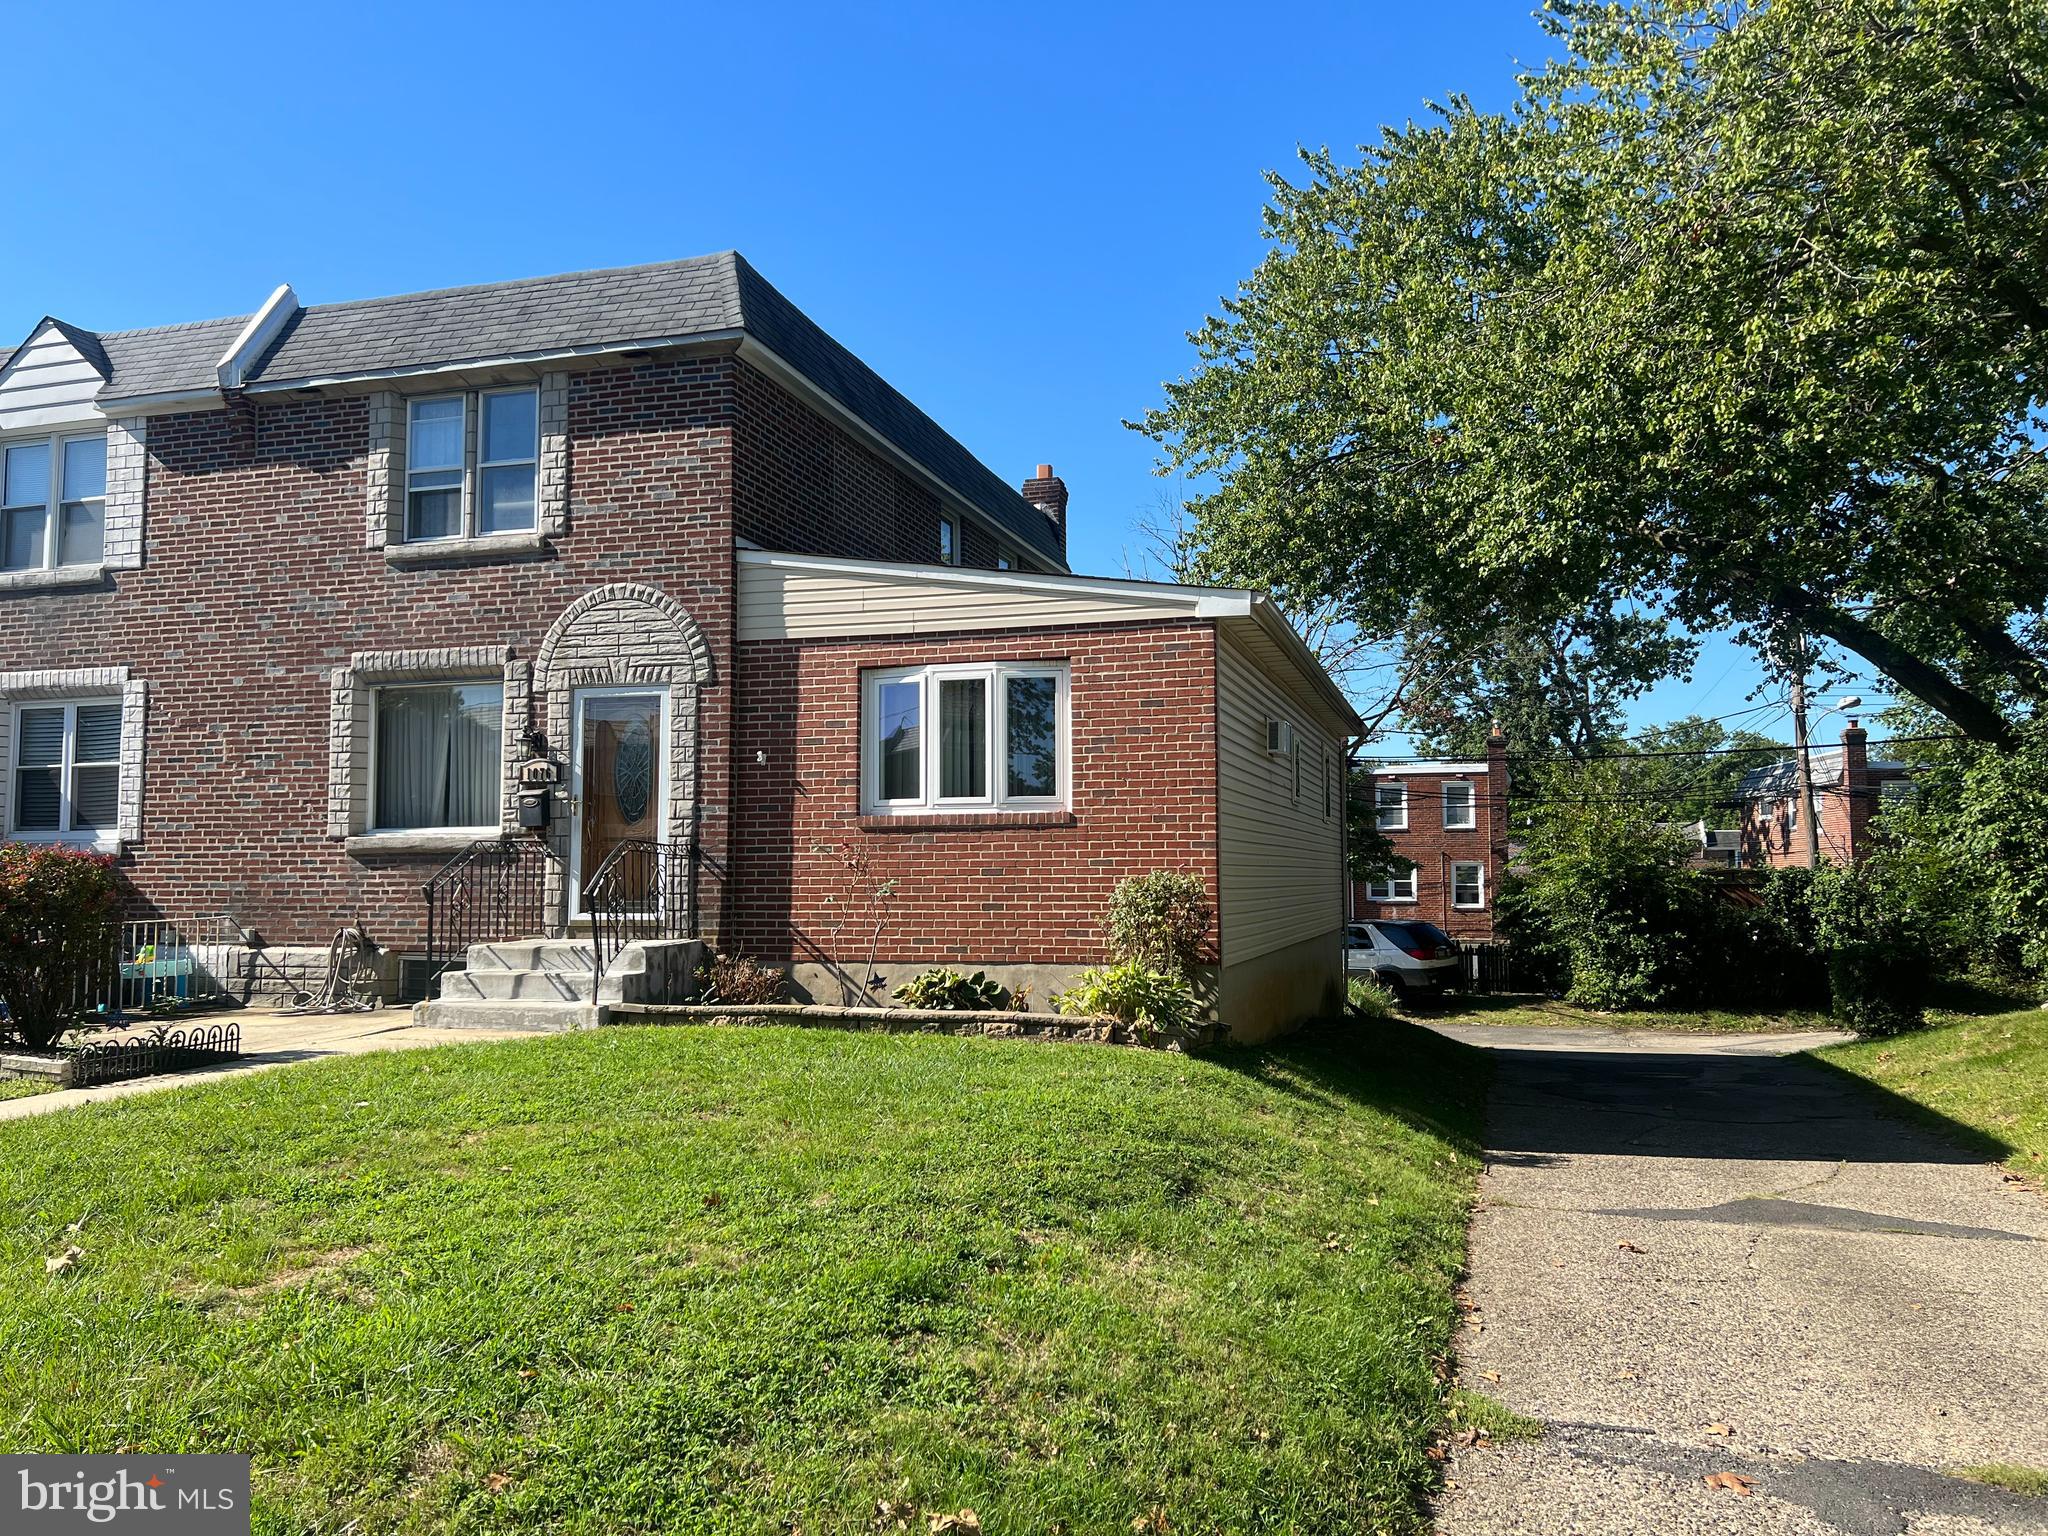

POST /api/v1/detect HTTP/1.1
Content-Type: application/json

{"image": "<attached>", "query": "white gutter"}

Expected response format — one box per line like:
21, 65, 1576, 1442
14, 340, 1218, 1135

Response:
216, 284, 299, 389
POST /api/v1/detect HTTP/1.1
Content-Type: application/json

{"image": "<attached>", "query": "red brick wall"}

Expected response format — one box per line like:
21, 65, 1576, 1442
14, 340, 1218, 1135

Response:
0, 358, 739, 949
733, 359, 991, 568
727, 620, 1219, 969
1352, 758, 1507, 940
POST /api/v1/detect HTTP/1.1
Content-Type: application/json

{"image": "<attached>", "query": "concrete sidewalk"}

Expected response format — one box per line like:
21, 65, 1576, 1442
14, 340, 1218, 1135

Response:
1431, 1022, 2048, 1536
0, 1010, 539, 1122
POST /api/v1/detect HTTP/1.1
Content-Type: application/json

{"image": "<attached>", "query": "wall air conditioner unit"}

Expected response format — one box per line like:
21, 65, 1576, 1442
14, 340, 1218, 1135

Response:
1266, 720, 1296, 756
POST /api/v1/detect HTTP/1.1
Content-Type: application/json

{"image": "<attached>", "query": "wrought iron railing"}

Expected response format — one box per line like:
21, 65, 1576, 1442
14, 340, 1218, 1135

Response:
423, 837, 555, 987
71, 914, 245, 1024
583, 838, 696, 985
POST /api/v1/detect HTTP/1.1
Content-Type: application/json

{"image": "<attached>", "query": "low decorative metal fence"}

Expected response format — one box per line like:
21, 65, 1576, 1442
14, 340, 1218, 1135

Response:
66, 1021, 243, 1088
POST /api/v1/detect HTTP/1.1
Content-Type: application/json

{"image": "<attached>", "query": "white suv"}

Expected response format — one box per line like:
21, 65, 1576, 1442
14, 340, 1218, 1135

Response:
1345, 920, 1463, 998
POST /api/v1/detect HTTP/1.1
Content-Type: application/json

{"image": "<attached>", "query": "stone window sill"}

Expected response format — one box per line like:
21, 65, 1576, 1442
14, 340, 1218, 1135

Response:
345, 830, 504, 856
856, 810, 1077, 832
6, 831, 123, 854
0, 563, 106, 593
384, 532, 547, 565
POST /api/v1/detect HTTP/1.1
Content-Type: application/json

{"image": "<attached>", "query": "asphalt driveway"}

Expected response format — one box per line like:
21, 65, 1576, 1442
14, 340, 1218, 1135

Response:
1433, 1023, 2048, 1536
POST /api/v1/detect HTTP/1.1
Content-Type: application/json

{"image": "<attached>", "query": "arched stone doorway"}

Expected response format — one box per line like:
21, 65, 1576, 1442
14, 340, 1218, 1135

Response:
534, 583, 714, 931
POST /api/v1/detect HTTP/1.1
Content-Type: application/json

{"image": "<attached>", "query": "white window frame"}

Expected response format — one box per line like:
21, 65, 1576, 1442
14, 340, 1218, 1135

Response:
8, 697, 121, 844
1366, 869, 1417, 903
404, 387, 539, 544
1451, 860, 1486, 909
861, 661, 1069, 815
1375, 781, 1408, 831
365, 680, 507, 836
1442, 779, 1476, 829
2, 431, 106, 572
937, 515, 960, 566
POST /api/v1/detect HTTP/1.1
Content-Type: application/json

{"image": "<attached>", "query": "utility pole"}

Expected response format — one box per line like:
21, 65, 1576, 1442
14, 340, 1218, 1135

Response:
1787, 651, 1821, 868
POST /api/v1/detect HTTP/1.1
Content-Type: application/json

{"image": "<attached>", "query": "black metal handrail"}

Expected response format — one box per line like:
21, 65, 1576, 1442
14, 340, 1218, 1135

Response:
423, 837, 555, 986
583, 838, 696, 984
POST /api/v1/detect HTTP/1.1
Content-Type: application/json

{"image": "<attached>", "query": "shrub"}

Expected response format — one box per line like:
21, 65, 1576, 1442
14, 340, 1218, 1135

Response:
1806, 860, 1929, 1036
0, 844, 118, 1050
1509, 781, 1720, 1009
1101, 872, 1213, 979
1347, 975, 1398, 1020
893, 967, 1011, 1011
1053, 960, 1196, 1037
697, 953, 786, 1005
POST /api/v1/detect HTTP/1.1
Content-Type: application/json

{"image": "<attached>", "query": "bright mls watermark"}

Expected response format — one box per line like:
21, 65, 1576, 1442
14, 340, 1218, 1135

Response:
2, 1456, 249, 1533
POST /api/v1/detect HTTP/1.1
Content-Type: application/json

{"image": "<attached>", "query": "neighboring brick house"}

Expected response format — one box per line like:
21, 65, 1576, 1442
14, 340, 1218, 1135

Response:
1351, 733, 1510, 940
0, 254, 1357, 1041
1737, 720, 1910, 868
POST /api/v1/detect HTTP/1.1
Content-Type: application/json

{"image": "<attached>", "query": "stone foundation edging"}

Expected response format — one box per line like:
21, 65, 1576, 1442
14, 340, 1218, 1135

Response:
0, 1052, 73, 1086
602, 1003, 1215, 1051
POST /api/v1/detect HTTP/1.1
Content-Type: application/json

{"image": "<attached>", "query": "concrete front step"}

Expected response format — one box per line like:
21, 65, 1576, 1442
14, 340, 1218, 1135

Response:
435, 969, 627, 1004
410, 999, 606, 1033
462, 939, 607, 974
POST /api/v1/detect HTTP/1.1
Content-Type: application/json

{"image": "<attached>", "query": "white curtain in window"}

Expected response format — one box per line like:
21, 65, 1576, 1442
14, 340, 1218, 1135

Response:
376, 685, 501, 829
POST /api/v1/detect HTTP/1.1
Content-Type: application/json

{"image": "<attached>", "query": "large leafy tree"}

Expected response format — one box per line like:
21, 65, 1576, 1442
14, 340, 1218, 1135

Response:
1403, 609, 1695, 759
1139, 0, 2048, 746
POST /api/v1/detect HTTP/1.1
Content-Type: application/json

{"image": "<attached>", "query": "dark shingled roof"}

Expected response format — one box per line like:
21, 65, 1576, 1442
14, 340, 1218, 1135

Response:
96, 316, 251, 399
39, 253, 1062, 564
1738, 751, 1909, 798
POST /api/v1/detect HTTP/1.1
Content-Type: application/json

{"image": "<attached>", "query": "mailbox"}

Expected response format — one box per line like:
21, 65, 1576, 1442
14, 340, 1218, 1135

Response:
518, 791, 551, 829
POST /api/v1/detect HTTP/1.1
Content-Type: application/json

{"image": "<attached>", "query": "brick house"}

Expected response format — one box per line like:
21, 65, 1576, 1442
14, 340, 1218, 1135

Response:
0, 254, 1357, 1041
1351, 733, 1510, 940
1736, 719, 1909, 868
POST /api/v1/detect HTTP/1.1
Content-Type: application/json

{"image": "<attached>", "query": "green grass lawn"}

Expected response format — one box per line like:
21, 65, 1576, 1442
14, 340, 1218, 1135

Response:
0, 1019, 1484, 1535
1419, 994, 1837, 1035
1815, 1007, 2048, 1175
0, 1075, 60, 1102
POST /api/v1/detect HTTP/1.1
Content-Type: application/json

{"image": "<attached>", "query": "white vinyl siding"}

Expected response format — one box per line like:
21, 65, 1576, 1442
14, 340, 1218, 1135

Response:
0, 323, 103, 433
735, 558, 1210, 642
1215, 631, 1346, 964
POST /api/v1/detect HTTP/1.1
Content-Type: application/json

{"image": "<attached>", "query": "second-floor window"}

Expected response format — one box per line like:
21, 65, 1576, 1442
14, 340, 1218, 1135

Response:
3, 433, 105, 572
1375, 782, 1407, 831
1443, 780, 1476, 828
937, 515, 959, 565
407, 389, 537, 543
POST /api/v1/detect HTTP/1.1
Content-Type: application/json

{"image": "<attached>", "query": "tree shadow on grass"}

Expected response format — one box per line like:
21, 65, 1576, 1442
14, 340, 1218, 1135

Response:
1211, 1015, 1490, 1161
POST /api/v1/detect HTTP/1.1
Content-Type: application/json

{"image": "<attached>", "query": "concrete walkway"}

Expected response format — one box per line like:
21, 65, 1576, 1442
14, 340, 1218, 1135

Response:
0, 1011, 538, 1123
1431, 1022, 2048, 1536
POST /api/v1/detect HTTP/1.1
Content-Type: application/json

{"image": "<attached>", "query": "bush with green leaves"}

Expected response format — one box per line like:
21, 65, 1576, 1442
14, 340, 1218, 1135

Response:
892, 967, 1011, 1012
0, 843, 118, 1050
1100, 872, 1213, 979
1805, 860, 1930, 1037
1052, 960, 1196, 1038
696, 953, 786, 1006
1507, 774, 1723, 1009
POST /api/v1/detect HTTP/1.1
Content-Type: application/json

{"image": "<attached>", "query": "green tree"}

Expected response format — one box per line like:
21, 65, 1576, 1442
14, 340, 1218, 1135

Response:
1138, 0, 2048, 746
1403, 609, 1694, 761
1601, 717, 1787, 824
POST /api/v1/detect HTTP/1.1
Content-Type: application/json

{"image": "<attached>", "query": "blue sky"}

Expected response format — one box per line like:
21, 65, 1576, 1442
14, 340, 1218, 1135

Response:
0, 1, 1881, 745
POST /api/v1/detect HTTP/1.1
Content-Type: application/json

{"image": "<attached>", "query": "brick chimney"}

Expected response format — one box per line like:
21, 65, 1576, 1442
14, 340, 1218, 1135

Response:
1021, 463, 1069, 561
1839, 717, 1870, 862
